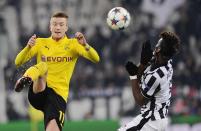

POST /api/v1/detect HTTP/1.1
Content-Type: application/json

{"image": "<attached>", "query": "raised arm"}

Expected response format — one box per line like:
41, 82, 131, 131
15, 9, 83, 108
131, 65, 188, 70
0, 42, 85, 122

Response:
124, 40, 153, 106
74, 32, 100, 63
125, 61, 147, 106
15, 34, 38, 67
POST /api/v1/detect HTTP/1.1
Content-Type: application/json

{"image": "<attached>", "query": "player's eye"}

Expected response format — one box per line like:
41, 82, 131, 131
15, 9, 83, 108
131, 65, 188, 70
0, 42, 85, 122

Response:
60, 23, 65, 26
52, 23, 57, 26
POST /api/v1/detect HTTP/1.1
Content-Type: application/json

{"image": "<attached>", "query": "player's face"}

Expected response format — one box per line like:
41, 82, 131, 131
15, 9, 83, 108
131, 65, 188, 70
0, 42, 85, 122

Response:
153, 38, 162, 56
50, 17, 68, 40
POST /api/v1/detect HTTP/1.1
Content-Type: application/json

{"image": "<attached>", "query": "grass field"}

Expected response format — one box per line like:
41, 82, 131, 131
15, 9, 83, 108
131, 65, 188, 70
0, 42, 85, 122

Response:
1, 116, 201, 131
0, 120, 119, 131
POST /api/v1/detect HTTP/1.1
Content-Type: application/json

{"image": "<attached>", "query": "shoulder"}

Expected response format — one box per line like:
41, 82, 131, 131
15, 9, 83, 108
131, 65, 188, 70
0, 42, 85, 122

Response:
146, 62, 172, 78
36, 37, 45, 41
35, 37, 49, 44
35, 37, 52, 47
159, 61, 173, 78
144, 67, 165, 83
67, 38, 83, 48
155, 67, 166, 78
148, 66, 171, 85
68, 38, 78, 44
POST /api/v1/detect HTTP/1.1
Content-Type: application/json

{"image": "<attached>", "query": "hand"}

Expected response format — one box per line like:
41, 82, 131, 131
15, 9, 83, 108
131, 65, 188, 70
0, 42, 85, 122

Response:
140, 40, 153, 65
27, 34, 37, 48
125, 61, 138, 76
75, 32, 87, 46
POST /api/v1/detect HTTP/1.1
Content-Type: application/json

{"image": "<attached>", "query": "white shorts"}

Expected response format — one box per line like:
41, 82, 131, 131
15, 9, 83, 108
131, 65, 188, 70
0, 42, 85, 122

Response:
118, 115, 168, 131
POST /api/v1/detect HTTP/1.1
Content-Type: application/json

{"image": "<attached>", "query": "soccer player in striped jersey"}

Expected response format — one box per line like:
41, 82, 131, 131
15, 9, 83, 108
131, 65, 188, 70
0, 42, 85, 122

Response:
119, 32, 180, 131
14, 12, 100, 131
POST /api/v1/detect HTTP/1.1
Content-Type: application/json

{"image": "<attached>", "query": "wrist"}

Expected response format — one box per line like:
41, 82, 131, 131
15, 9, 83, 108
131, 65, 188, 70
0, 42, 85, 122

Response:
140, 60, 148, 65
129, 75, 137, 80
26, 44, 32, 49
84, 43, 90, 51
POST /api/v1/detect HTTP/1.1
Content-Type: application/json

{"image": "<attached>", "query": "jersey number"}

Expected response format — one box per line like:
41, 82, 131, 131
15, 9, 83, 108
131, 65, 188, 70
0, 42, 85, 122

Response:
59, 111, 65, 127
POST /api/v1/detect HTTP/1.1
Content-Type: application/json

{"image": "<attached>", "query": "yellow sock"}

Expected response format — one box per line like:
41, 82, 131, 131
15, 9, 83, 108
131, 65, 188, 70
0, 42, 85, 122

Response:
23, 62, 48, 81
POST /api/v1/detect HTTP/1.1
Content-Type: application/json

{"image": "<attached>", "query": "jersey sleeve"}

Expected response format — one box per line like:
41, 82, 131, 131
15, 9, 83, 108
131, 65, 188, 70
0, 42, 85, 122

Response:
140, 72, 161, 99
15, 39, 40, 67
72, 39, 100, 63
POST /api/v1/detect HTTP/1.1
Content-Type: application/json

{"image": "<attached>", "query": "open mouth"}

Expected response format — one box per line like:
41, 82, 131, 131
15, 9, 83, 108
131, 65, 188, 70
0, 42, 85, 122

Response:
55, 32, 61, 35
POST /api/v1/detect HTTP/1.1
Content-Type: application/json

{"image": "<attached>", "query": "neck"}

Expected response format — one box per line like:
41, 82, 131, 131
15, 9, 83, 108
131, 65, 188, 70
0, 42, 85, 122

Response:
52, 35, 65, 41
155, 55, 168, 65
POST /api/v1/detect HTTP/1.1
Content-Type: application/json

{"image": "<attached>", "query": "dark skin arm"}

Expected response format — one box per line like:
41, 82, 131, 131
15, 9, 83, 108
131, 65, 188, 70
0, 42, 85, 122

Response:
126, 40, 153, 106
131, 64, 148, 106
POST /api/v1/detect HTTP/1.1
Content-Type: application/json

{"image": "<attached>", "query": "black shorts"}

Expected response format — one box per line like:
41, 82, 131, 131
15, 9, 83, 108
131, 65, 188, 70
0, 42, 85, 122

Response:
28, 85, 66, 131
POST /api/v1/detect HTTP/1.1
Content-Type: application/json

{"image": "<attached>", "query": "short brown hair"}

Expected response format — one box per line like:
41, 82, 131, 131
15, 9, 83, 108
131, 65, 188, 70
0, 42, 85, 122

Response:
159, 31, 180, 59
52, 12, 68, 19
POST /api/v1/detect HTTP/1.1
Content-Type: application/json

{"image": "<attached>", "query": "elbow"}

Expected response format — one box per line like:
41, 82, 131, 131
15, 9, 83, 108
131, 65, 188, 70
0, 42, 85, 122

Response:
135, 97, 146, 106
93, 56, 100, 63
136, 101, 145, 106
15, 60, 19, 67
15, 59, 20, 68
95, 56, 100, 63
15, 63, 20, 68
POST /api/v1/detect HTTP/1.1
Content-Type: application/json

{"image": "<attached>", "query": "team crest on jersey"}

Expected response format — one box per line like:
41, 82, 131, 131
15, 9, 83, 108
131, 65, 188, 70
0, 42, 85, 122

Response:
64, 44, 70, 50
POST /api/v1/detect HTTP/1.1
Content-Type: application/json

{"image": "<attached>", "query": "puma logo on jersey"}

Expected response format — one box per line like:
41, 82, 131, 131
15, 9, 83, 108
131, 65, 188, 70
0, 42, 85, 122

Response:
46, 56, 73, 62
44, 46, 49, 50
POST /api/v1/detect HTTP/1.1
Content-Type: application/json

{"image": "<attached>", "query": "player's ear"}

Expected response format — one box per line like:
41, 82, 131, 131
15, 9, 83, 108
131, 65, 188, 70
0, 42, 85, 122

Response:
49, 22, 52, 32
65, 19, 68, 32
49, 25, 51, 32
49, 19, 52, 32
65, 25, 68, 32
155, 47, 161, 53
153, 47, 160, 55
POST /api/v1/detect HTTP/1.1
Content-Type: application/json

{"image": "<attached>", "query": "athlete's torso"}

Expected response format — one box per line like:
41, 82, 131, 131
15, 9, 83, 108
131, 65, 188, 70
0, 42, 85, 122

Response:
140, 60, 173, 120
35, 36, 80, 101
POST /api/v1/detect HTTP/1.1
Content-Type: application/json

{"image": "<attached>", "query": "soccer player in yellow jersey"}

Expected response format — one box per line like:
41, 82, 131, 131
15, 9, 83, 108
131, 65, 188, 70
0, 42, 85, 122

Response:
14, 12, 100, 131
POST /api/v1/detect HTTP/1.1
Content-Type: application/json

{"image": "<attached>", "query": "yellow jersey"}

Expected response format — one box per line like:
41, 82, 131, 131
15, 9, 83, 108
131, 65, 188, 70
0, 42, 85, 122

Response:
15, 36, 100, 102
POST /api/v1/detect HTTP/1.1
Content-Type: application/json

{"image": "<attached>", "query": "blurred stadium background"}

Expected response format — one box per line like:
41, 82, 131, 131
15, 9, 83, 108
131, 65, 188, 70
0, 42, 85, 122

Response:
0, 0, 201, 131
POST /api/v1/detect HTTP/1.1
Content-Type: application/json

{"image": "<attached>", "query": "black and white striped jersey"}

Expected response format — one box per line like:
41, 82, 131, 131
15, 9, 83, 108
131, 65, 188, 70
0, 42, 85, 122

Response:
140, 60, 173, 120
